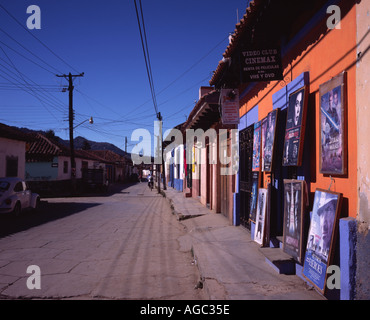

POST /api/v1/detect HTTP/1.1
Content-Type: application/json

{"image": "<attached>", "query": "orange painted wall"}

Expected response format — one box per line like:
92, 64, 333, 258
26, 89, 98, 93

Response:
239, 6, 358, 217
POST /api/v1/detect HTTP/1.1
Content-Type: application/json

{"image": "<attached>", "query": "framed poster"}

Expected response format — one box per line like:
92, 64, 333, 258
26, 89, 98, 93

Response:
262, 109, 278, 172
283, 179, 306, 264
319, 72, 347, 175
249, 171, 260, 222
261, 117, 267, 172
252, 120, 262, 171
282, 86, 308, 167
264, 183, 272, 246
254, 188, 268, 246
303, 189, 342, 294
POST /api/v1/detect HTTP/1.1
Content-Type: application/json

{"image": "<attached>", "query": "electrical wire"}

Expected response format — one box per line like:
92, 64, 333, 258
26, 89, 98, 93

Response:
156, 35, 229, 97
133, 0, 159, 117
0, 26, 63, 75
0, 57, 67, 113
0, 39, 57, 75
0, 3, 80, 74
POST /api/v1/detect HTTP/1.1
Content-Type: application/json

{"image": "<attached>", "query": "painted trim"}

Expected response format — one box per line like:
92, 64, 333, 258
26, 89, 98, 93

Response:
174, 178, 183, 192
272, 72, 310, 110
339, 217, 357, 300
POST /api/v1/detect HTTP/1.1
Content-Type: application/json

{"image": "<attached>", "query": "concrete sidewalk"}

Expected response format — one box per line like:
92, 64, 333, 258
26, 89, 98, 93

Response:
163, 188, 325, 300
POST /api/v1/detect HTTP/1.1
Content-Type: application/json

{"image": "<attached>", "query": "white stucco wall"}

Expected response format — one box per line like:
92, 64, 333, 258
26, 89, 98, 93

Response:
0, 137, 26, 179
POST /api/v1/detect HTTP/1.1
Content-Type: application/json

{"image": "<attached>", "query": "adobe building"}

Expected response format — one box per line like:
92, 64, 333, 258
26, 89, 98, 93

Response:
210, 0, 369, 299
181, 88, 237, 224
0, 123, 32, 179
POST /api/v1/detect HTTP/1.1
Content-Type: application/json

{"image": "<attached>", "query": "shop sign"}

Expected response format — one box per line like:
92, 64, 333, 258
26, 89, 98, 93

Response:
242, 48, 283, 82
221, 89, 240, 125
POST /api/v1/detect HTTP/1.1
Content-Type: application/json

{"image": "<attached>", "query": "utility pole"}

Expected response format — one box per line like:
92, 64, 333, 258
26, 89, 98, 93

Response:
156, 134, 161, 194
56, 72, 84, 194
157, 112, 166, 191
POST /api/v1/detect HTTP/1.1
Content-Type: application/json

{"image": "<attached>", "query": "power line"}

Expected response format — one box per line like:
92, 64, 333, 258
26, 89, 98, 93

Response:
0, 71, 61, 122
156, 35, 229, 96
0, 52, 67, 113
0, 3, 80, 74
0, 64, 65, 114
0, 39, 57, 75
75, 33, 225, 124
0, 26, 63, 75
0, 43, 68, 125
133, 0, 159, 118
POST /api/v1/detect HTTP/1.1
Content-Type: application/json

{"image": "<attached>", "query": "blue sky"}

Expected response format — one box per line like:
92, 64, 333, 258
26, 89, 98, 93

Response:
0, 0, 247, 153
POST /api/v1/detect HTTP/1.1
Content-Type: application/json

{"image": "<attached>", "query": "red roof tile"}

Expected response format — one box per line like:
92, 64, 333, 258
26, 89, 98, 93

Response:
0, 123, 34, 142
209, 0, 265, 86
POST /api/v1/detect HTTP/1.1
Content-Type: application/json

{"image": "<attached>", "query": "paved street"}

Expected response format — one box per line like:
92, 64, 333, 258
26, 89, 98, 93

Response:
0, 183, 205, 300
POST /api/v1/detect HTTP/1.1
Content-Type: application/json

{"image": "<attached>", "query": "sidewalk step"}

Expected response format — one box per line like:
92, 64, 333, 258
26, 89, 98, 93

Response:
259, 247, 296, 275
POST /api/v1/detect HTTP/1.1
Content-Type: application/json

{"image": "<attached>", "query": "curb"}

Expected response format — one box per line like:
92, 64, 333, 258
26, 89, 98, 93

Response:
191, 244, 227, 300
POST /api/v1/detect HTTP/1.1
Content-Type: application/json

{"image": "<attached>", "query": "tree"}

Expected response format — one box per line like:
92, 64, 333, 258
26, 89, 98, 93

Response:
45, 129, 56, 140
82, 139, 91, 150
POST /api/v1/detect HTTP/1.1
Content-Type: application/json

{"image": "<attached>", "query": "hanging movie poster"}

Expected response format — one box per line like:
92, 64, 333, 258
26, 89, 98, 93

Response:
303, 189, 342, 294
283, 179, 306, 264
252, 120, 261, 172
254, 188, 268, 246
261, 117, 267, 172
319, 72, 347, 175
262, 109, 278, 172
282, 86, 308, 167
249, 171, 260, 222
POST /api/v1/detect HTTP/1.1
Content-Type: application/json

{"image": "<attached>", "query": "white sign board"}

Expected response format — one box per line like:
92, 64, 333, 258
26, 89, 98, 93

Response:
221, 89, 240, 125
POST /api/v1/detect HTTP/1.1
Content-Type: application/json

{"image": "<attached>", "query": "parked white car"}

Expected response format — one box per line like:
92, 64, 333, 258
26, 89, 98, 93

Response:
0, 177, 40, 216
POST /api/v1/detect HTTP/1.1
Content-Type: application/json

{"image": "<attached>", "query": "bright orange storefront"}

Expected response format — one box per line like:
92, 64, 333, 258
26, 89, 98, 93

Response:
238, 3, 358, 218
209, 0, 367, 299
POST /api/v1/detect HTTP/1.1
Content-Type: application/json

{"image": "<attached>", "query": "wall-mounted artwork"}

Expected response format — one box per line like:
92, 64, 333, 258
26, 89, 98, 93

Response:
282, 86, 308, 167
303, 189, 342, 294
283, 179, 306, 264
254, 188, 268, 246
262, 109, 278, 172
319, 72, 347, 175
249, 171, 260, 223
252, 121, 262, 172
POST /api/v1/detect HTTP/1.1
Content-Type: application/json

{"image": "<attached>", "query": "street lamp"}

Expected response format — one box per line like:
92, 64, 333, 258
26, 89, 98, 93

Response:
73, 116, 94, 129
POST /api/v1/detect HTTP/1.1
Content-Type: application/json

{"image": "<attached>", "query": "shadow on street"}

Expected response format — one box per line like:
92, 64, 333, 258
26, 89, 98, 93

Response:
0, 201, 101, 239
0, 182, 142, 239
85, 182, 139, 197
41, 182, 139, 199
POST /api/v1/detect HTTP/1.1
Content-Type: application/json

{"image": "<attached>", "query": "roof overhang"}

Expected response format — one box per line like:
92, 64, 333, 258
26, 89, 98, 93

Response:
182, 90, 220, 131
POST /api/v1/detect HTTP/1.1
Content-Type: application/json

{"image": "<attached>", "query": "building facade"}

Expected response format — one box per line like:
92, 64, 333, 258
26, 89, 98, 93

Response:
208, 0, 368, 299
0, 123, 31, 180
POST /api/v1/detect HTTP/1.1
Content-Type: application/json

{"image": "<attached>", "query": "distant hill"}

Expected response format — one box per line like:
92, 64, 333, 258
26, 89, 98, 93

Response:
72, 136, 127, 157
14, 126, 128, 157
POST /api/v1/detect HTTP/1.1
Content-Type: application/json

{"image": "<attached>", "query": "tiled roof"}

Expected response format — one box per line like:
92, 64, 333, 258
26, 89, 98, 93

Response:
182, 90, 220, 130
26, 133, 68, 162
80, 150, 125, 164
209, 0, 265, 86
26, 133, 112, 163
0, 123, 34, 142
27, 133, 62, 156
